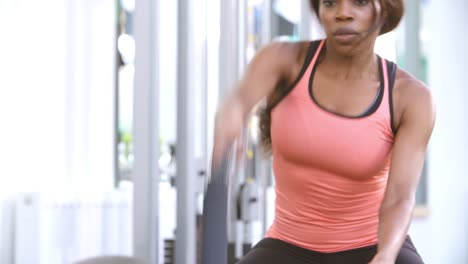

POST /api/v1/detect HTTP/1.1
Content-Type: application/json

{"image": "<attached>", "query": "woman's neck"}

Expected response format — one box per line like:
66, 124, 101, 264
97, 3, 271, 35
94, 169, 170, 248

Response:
321, 40, 379, 81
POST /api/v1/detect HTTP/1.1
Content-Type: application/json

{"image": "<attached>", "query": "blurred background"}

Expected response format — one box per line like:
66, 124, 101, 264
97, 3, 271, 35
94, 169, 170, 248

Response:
0, 0, 467, 263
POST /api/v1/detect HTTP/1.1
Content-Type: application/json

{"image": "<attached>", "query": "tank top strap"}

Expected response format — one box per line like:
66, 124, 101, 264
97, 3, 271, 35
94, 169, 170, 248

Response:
385, 58, 398, 135
289, 39, 325, 98
377, 56, 398, 137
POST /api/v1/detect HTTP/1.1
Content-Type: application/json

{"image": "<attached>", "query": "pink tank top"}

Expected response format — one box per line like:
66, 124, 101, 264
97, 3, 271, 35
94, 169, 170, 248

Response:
265, 39, 396, 252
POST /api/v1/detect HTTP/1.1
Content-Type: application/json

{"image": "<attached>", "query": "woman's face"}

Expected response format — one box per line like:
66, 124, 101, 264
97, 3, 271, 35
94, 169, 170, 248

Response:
318, 0, 382, 54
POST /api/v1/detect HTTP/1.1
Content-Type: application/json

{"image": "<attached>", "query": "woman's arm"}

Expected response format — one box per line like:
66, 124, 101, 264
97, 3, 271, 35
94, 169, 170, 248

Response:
212, 42, 298, 167
370, 75, 436, 263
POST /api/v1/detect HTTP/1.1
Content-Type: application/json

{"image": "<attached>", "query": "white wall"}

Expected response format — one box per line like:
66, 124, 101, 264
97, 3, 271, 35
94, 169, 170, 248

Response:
65, 0, 116, 191
0, 0, 115, 191
408, 1, 468, 263
0, 0, 115, 261
0, 0, 68, 193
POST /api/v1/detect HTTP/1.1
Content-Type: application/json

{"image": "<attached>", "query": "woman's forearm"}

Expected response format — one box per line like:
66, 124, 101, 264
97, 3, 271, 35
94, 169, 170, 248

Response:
374, 199, 415, 262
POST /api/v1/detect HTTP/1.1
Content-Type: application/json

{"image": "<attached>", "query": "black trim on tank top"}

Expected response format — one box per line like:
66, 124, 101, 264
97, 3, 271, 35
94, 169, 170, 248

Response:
269, 40, 322, 110
308, 55, 385, 119
386, 59, 398, 135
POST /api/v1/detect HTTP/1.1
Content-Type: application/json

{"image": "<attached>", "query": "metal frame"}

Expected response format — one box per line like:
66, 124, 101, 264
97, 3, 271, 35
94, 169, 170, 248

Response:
261, 0, 272, 46
175, 0, 205, 263
403, 0, 428, 206
219, 0, 242, 253
300, 0, 312, 40
219, 0, 240, 99
238, 0, 248, 76
133, 0, 160, 262
404, 0, 422, 80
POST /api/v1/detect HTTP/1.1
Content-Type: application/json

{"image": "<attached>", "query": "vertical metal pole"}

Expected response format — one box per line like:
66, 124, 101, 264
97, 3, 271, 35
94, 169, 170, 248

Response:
219, 0, 241, 253
404, 0, 428, 205
238, 0, 247, 76
219, 0, 239, 99
133, 0, 160, 262
199, 0, 208, 176
176, 0, 198, 263
205, 0, 220, 177
404, 0, 422, 80
258, 0, 272, 238
261, 0, 272, 46
114, 1, 121, 188
300, 0, 312, 40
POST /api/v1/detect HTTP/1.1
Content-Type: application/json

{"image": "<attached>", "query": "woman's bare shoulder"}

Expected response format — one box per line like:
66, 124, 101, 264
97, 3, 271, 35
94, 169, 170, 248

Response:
393, 68, 435, 130
394, 69, 432, 105
255, 41, 309, 66
255, 41, 313, 83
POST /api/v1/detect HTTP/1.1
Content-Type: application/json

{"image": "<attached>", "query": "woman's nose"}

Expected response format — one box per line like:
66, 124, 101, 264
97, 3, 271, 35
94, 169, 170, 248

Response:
335, 1, 354, 22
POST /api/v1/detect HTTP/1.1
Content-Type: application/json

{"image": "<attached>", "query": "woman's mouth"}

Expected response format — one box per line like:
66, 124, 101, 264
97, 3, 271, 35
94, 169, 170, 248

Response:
333, 28, 359, 44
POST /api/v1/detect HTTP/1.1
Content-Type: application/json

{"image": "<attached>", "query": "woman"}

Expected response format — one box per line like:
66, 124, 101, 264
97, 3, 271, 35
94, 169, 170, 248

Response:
212, 0, 436, 263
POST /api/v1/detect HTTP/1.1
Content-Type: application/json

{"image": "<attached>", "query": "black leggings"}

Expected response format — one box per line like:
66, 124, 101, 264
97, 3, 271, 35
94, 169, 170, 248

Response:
236, 236, 423, 264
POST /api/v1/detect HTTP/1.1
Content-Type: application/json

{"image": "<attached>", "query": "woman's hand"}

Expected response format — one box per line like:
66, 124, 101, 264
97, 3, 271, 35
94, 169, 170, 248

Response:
368, 254, 393, 264
212, 96, 246, 170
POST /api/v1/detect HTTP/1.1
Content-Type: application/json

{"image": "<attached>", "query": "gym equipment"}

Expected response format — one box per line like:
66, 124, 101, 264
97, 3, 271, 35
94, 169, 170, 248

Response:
200, 149, 233, 264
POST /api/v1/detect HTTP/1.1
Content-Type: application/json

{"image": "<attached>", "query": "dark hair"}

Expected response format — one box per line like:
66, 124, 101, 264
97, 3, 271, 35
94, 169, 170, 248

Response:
258, 0, 404, 154
310, 0, 404, 35
258, 80, 289, 155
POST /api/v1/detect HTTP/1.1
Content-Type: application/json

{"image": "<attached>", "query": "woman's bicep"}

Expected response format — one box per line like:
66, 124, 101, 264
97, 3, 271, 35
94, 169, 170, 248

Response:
385, 80, 436, 203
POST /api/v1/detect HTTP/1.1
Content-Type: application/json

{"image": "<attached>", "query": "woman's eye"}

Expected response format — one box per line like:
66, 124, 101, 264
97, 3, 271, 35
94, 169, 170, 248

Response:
355, 0, 369, 6
322, 0, 336, 7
